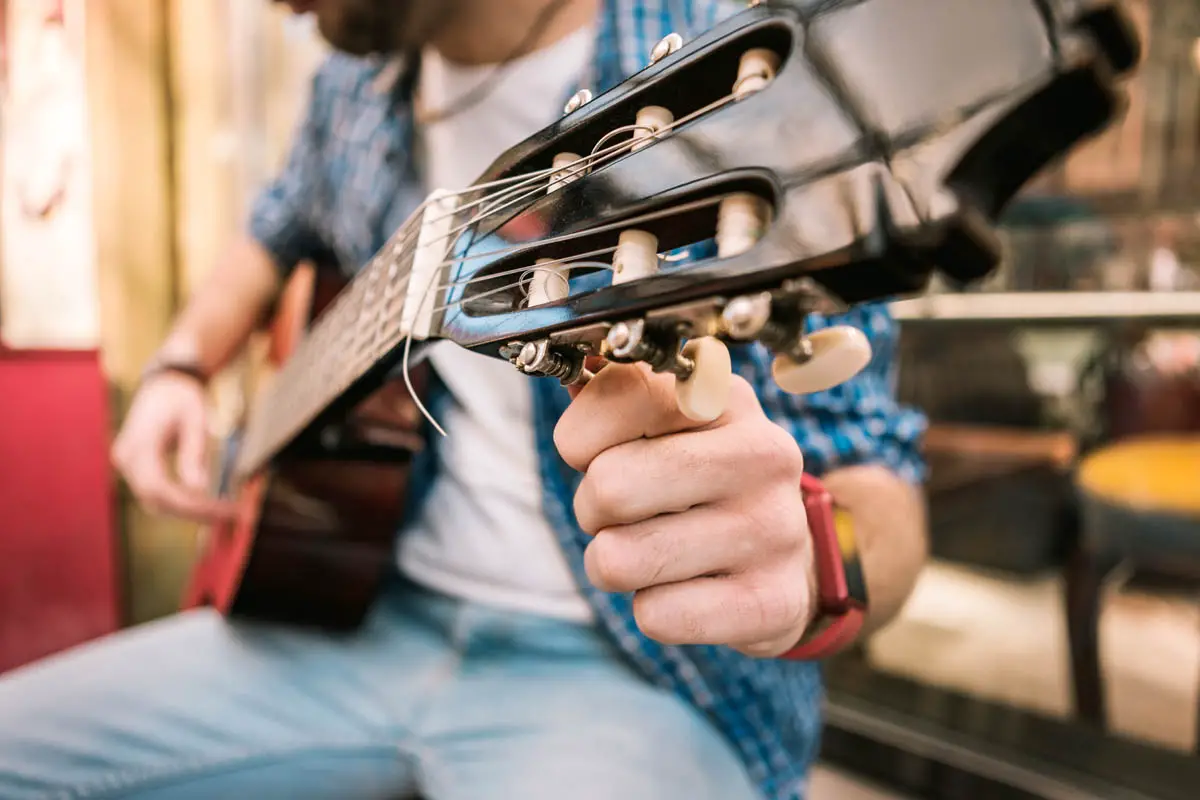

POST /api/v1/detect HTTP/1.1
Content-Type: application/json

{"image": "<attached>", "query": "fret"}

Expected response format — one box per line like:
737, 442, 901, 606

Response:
234, 199, 451, 478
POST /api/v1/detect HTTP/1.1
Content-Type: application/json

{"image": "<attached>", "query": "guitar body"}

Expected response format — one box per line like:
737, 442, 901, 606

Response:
183, 265, 422, 630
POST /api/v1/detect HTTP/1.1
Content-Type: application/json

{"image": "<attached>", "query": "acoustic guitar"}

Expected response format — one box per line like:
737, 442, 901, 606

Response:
183, 0, 1141, 630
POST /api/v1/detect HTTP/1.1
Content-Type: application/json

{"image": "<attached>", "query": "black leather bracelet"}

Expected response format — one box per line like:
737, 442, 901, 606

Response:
139, 360, 210, 388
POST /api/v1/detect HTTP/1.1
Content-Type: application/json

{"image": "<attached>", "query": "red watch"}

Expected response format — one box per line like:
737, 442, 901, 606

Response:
780, 473, 869, 661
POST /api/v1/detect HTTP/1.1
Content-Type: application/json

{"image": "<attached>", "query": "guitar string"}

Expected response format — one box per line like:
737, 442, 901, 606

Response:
395, 89, 740, 255
248, 188, 705, 467
398, 194, 728, 437
421, 193, 723, 299
246, 85, 753, 467
252, 188, 730, 465
362, 86, 742, 283
254, 186, 719, 463
254, 67, 763, 377
301, 83, 747, 376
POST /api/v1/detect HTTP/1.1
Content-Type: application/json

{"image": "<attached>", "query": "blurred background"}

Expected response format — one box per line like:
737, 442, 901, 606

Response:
0, 0, 1197, 797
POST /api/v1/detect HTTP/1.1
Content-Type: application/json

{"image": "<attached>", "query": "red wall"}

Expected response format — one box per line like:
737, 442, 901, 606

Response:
0, 348, 122, 673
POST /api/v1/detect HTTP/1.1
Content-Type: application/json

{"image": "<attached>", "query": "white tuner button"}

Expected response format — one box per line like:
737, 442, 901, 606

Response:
527, 258, 570, 307
611, 229, 659, 285
675, 337, 732, 423
549, 152, 582, 193
771, 326, 872, 395
632, 106, 675, 151
734, 48, 780, 99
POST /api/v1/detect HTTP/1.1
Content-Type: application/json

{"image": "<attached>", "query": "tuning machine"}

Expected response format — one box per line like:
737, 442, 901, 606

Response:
501, 339, 592, 387
650, 32, 683, 65
719, 283, 872, 395
603, 318, 732, 423
563, 89, 593, 115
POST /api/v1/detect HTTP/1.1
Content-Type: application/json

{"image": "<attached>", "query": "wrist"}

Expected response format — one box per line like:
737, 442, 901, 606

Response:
141, 331, 214, 387
139, 357, 210, 389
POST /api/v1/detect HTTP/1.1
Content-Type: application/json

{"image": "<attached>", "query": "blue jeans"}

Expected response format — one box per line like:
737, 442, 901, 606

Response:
0, 579, 762, 799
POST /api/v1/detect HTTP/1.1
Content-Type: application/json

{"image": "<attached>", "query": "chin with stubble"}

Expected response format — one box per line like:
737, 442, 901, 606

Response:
280, 0, 463, 55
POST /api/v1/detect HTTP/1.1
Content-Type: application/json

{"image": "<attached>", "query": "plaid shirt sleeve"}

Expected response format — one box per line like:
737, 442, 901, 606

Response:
732, 303, 928, 484
247, 64, 332, 274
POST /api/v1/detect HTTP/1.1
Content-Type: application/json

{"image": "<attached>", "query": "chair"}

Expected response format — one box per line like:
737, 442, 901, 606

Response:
1066, 435, 1200, 752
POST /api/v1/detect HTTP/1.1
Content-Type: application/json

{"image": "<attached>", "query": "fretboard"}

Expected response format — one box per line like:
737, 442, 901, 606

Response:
233, 210, 431, 478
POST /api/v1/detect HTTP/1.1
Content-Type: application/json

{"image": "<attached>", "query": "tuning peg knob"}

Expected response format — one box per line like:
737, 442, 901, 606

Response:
771, 326, 872, 395
548, 152, 582, 193
651, 33, 683, 65
563, 89, 593, 115
675, 337, 732, 422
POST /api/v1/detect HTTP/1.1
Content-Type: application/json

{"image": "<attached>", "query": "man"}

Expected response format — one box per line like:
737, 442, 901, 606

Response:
0, 1, 928, 798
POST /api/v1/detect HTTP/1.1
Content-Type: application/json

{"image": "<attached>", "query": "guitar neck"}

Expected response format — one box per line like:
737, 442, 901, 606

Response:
233, 195, 457, 477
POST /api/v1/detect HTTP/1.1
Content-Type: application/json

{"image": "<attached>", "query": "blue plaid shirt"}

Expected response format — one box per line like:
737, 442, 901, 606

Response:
250, 2, 927, 797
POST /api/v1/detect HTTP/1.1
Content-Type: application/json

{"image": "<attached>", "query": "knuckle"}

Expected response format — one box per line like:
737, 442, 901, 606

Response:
728, 375, 757, 408
571, 485, 593, 533
584, 451, 626, 515
737, 580, 801, 635
584, 531, 633, 591
552, 415, 585, 471
752, 422, 805, 478
745, 487, 806, 550
632, 592, 688, 644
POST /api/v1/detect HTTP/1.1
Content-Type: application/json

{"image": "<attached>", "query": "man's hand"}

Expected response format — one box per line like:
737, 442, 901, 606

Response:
111, 374, 237, 523
555, 362, 817, 658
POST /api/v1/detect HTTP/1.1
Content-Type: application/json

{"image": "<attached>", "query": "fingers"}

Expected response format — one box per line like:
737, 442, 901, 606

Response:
631, 562, 812, 654
112, 382, 236, 524
572, 420, 803, 534
556, 364, 759, 472
584, 506, 771, 593
126, 462, 238, 523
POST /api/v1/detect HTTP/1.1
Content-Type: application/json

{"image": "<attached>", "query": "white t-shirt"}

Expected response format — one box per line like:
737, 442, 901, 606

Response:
397, 25, 597, 622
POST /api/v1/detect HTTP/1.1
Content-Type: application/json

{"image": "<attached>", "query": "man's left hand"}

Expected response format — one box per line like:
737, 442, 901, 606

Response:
554, 361, 817, 658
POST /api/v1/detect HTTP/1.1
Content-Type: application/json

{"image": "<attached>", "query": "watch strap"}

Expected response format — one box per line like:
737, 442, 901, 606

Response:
139, 359, 210, 388
781, 473, 869, 661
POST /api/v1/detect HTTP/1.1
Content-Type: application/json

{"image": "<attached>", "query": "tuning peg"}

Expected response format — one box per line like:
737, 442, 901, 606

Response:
721, 292, 772, 339
563, 89, 593, 115
733, 48, 780, 99
548, 152, 583, 193
527, 258, 570, 307
675, 337, 732, 422
632, 106, 674, 151
650, 33, 683, 65
771, 326, 872, 395
611, 229, 660, 285
605, 320, 731, 422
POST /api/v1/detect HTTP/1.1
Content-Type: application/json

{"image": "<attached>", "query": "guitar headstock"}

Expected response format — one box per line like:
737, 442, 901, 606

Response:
391, 0, 1140, 421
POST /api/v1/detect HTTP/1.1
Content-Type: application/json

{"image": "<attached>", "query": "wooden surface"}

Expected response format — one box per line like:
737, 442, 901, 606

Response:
923, 424, 1077, 499
1077, 436, 1200, 518
925, 425, 1077, 467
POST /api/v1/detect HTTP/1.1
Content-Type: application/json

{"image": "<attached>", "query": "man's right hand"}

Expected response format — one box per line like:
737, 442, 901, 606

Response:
112, 373, 239, 523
